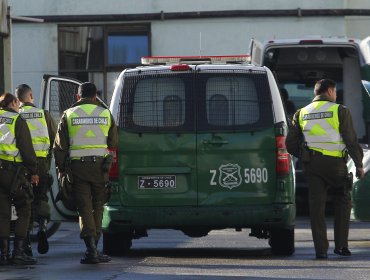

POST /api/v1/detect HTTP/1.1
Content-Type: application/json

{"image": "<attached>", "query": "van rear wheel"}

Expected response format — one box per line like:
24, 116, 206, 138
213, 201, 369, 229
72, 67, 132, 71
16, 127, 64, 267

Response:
269, 228, 295, 256
103, 232, 132, 256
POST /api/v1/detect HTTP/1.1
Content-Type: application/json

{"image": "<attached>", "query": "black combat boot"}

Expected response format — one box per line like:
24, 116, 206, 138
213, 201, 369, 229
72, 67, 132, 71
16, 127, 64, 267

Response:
0, 239, 10, 265
80, 236, 99, 264
23, 231, 33, 257
12, 237, 37, 265
95, 238, 111, 263
37, 218, 49, 254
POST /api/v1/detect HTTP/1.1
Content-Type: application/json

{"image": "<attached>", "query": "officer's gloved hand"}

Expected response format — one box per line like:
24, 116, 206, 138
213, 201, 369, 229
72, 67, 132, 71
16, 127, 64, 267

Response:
356, 167, 365, 179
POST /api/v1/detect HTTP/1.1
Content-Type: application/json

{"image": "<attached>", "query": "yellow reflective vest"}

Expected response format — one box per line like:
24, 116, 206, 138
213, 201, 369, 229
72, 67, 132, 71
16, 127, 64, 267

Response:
0, 109, 23, 162
65, 104, 111, 158
299, 101, 346, 157
20, 105, 50, 158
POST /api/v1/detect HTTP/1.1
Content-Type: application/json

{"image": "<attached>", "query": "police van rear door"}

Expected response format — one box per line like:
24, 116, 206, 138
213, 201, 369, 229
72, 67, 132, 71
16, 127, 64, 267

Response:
195, 65, 277, 206
116, 67, 198, 207
40, 75, 82, 221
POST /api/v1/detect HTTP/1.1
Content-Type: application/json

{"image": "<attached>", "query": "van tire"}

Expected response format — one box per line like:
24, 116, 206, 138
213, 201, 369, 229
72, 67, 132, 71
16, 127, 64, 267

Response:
269, 228, 295, 256
103, 232, 132, 256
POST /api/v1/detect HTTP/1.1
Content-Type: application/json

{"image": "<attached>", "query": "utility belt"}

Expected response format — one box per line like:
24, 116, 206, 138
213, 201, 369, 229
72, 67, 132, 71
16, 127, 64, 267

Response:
308, 149, 346, 159
0, 159, 22, 171
72, 156, 103, 163
308, 149, 323, 156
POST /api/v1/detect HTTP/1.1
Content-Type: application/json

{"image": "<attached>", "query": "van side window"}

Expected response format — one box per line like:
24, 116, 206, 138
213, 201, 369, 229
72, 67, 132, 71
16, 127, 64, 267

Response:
132, 77, 185, 128
206, 77, 260, 126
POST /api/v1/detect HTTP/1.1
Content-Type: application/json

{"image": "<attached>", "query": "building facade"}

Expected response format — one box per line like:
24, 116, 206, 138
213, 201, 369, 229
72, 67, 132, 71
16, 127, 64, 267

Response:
0, 0, 10, 93
8, 0, 370, 103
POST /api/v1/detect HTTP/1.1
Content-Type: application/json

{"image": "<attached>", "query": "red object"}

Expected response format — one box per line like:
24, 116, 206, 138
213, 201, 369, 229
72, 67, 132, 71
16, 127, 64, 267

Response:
275, 136, 290, 176
108, 147, 118, 180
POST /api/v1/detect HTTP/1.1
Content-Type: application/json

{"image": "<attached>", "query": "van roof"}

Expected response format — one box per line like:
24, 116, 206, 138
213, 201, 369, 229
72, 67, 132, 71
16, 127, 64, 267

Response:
128, 63, 267, 74
263, 36, 360, 46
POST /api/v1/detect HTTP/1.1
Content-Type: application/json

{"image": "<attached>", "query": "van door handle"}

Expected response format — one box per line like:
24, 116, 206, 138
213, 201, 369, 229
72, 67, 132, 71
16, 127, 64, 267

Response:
202, 140, 229, 145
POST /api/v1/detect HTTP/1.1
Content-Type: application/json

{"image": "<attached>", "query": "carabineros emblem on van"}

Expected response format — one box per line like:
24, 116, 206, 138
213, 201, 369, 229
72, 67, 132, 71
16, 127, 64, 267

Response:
218, 163, 242, 189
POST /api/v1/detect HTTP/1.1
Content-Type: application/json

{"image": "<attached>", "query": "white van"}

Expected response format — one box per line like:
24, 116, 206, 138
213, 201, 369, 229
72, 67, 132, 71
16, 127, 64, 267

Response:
249, 36, 370, 212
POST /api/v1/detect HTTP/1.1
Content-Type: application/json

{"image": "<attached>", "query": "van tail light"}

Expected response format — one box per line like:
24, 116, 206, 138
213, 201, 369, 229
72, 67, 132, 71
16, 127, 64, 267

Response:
276, 136, 290, 176
299, 39, 323, 45
108, 147, 118, 180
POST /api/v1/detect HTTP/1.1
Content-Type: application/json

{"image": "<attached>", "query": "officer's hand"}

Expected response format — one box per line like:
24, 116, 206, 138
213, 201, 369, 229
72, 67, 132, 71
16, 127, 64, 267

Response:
356, 167, 365, 179
31, 174, 40, 186
58, 172, 66, 180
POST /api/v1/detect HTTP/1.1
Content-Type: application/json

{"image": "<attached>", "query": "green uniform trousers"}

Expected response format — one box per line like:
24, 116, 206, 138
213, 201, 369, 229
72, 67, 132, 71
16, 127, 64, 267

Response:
0, 167, 32, 239
28, 157, 51, 230
71, 158, 106, 240
303, 153, 351, 255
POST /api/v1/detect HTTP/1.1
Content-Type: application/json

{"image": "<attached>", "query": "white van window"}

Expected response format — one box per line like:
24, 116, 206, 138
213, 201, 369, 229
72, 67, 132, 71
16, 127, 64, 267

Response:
281, 83, 313, 110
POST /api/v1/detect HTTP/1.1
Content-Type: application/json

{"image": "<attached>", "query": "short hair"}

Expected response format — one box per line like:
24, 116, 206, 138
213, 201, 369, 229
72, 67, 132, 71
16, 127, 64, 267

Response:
78, 82, 97, 98
0, 93, 17, 108
314, 79, 336, 95
15, 84, 32, 101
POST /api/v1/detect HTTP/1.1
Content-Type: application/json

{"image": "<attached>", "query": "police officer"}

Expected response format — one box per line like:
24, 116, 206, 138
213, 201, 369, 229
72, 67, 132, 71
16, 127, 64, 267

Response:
54, 82, 117, 264
0, 93, 39, 265
15, 84, 57, 255
286, 79, 364, 259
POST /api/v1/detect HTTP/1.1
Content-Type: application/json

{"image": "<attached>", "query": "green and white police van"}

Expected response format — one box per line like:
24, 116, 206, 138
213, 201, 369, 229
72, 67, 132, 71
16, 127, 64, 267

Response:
41, 55, 295, 256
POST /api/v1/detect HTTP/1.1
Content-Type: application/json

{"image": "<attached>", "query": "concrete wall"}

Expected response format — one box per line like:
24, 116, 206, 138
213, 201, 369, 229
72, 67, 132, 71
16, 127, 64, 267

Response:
151, 17, 345, 56
11, 23, 57, 103
7, 0, 370, 101
8, 0, 350, 15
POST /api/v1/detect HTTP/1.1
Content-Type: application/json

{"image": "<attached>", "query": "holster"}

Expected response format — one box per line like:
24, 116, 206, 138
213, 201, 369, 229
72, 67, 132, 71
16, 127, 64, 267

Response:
300, 144, 310, 163
10, 165, 33, 207
102, 154, 114, 202
103, 181, 112, 204
56, 158, 74, 206
102, 154, 113, 172
345, 172, 353, 191
10, 165, 29, 198
56, 168, 73, 202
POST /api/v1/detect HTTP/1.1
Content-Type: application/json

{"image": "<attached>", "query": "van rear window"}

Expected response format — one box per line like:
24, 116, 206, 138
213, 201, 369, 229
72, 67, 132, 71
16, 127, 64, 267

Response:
196, 71, 273, 131
118, 70, 272, 132
206, 76, 259, 126
119, 71, 194, 132
133, 77, 186, 127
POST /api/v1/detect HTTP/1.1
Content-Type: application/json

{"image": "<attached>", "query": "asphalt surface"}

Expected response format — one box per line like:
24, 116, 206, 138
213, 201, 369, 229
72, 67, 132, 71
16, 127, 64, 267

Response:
1, 216, 370, 280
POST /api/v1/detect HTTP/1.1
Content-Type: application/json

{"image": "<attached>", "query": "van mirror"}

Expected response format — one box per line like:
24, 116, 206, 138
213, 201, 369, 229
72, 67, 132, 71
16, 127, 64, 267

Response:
362, 80, 370, 97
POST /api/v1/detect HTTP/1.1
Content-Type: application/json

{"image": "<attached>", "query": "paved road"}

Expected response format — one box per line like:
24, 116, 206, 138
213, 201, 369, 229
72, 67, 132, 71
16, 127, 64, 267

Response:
1, 217, 370, 280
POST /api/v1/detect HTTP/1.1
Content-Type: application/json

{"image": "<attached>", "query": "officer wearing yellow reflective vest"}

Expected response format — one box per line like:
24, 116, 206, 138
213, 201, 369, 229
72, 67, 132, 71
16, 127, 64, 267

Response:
15, 84, 57, 256
0, 93, 39, 265
53, 82, 117, 264
286, 79, 364, 259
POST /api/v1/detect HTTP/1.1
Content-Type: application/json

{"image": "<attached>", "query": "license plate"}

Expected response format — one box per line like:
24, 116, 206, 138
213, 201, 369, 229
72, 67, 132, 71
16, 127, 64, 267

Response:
11, 205, 18, 221
138, 175, 176, 189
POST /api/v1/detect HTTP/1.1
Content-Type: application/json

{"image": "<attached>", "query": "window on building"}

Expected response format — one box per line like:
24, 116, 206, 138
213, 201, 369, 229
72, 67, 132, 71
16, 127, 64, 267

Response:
58, 24, 150, 103
107, 34, 148, 66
